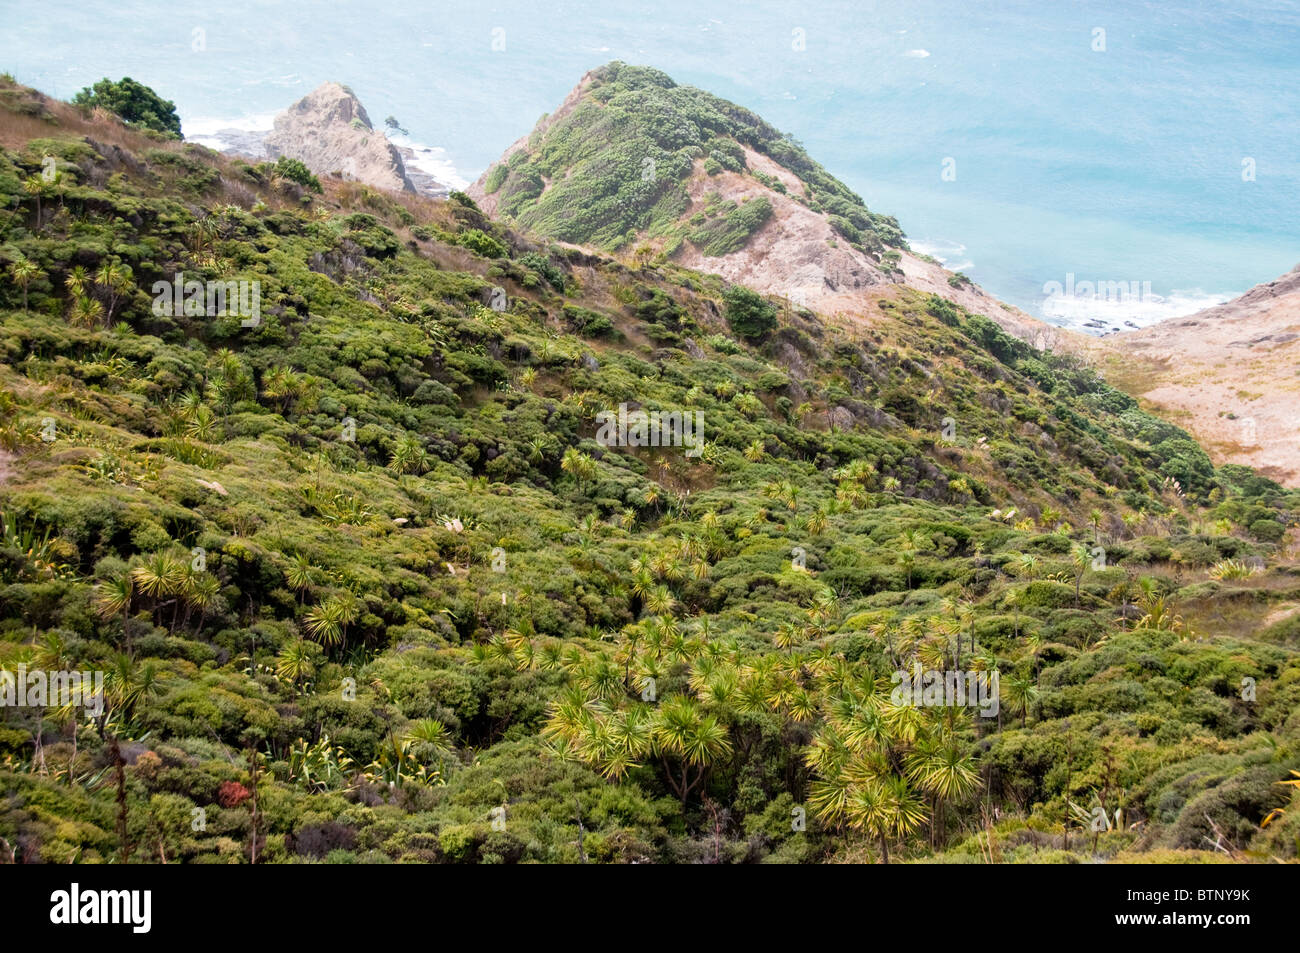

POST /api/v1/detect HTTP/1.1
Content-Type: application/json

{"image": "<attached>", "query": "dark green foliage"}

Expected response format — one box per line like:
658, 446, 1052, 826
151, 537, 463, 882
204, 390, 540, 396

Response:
483, 164, 508, 194
517, 252, 565, 291
926, 294, 962, 327
562, 304, 615, 337
458, 229, 509, 259
271, 155, 322, 193
480, 61, 904, 253
723, 283, 778, 341
71, 77, 181, 137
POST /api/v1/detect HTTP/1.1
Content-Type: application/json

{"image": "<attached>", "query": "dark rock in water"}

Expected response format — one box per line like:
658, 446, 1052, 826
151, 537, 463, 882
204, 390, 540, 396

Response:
199, 127, 271, 161
396, 147, 451, 198
187, 83, 452, 199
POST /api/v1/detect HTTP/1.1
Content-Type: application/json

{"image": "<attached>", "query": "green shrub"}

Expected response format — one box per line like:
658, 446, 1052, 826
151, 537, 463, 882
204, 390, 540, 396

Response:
71, 77, 181, 136
459, 229, 509, 259
723, 284, 778, 341
271, 155, 322, 193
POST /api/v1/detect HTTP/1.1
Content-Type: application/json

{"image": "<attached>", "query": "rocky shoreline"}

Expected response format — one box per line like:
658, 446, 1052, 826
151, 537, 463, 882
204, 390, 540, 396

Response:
188, 83, 451, 199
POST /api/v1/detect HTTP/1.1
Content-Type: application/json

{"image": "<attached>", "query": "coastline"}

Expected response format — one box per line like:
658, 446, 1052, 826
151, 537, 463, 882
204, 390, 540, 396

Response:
181, 112, 467, 199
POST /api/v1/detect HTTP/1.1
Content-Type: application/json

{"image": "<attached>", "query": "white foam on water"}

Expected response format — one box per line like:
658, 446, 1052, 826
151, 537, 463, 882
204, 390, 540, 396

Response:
911, 238, 972, 274
390, 135, 469, 190
1040, 287, 1234, 333
182, 111, 277, 139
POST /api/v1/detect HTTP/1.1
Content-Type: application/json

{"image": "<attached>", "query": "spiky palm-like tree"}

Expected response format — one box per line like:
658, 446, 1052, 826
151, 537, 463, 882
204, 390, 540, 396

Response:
527, 435, 552, 464
387, 433, 429, 475
276, 639, 316, 692
806, 505, 830, 535
129, 551, 186, 628
283, 552, 319, 605
68, 295, 104, 329
303, 598, 343, 648
894, 529, 931, 589
846, 772, 927, 864
561, 447, 598, 485
261, 365, 304, 412
95, 573, 135, 648
906, 734, 978, 847
1134, 577, 1182, 632
103, 654, 162, 731
182, 404, 218, 443
650, 695, 731, 807
404, 718, 455, 765
1070, 543, 1092, 608
304, 591, 360, 649
9, 256, 45, 313
1001, 669, 1039, 729
184, 571, 220, 636
22, 175, 49, 228
94, 260, 132, 322
642, 584, 676, 616
63, 265, 89, 298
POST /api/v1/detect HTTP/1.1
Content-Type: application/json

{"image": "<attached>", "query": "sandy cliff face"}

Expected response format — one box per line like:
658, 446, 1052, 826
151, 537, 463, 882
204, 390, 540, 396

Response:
264, 82, 415, 194
1099, 264, 1300, 487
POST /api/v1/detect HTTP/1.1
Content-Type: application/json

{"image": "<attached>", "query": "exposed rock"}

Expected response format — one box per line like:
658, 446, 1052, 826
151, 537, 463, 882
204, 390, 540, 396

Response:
265, 83, 414, 194
194, 478, 228, 496
190, 83, 452, 198
395, 146, 451, 198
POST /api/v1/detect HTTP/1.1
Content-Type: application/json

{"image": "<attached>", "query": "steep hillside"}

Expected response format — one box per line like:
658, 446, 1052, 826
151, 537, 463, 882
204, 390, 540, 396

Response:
470, 62, 1057, 346
1, 74, 1299, 865
1098, 264, 1300, 489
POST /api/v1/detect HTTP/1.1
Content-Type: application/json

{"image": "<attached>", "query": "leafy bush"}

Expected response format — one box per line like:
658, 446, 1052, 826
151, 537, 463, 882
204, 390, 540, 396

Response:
459, 229, 509, 259
723, 284, 778, 341
71, 77, 181, 136
271, 155, 322, 193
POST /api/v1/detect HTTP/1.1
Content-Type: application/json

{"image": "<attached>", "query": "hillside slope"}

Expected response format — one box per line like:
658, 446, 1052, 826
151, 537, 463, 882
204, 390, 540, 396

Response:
469, 63, 1058, 347
1, 75, 1298, 865
1098, 264, 1300, 489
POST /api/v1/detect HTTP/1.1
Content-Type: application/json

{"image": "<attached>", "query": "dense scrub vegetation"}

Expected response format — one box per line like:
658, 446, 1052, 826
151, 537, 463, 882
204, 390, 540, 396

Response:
482, 62, 904, 258
1, 76, 1298, 865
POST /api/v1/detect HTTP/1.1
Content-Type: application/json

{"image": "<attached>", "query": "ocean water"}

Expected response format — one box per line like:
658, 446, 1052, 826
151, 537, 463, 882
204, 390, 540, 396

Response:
4, 0, 1298, 330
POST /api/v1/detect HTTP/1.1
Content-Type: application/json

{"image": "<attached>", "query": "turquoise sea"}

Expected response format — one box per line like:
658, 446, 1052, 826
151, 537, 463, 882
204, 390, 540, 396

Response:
4, 0, 1298, 328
